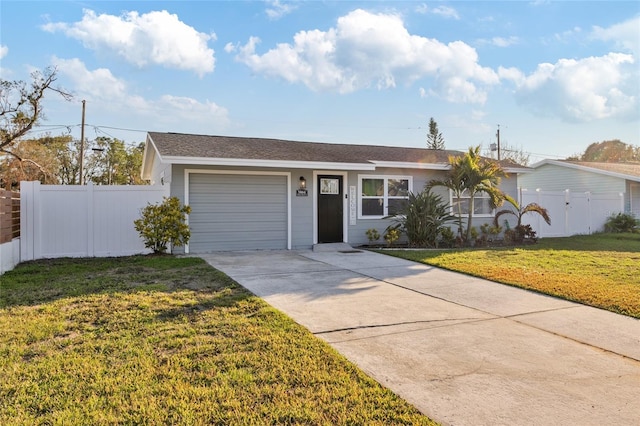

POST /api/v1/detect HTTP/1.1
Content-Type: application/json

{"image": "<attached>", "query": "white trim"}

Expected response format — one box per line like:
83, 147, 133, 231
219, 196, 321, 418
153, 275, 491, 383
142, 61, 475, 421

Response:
504, 167, 532, 174
630, 182, 640, 215
369, 161, 450, 170
529, 159, 640, 183
183, 169, 291, 253
170, 156, 374, 171
313, 170, 348, 245
357, 174, 413, 219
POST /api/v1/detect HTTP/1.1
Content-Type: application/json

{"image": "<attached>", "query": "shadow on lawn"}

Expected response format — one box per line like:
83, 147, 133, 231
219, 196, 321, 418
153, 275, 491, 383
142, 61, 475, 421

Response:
0, 255, 253, 309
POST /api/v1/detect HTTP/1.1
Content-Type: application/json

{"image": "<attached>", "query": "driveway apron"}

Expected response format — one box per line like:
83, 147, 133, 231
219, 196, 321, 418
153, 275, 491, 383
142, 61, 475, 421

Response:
199, 249, 640, 426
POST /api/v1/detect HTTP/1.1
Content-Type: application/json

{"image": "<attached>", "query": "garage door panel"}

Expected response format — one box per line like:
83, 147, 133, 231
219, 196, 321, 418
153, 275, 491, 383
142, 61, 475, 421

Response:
190, 220, 287, 233
188, 173, 288, 252
189, 211, 287, 221
190, 198, 286, 209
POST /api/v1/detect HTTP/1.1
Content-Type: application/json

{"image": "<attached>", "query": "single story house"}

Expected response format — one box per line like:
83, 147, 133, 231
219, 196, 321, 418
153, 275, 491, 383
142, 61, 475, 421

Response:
518, 160, 640, 217
141, 132, 528, 253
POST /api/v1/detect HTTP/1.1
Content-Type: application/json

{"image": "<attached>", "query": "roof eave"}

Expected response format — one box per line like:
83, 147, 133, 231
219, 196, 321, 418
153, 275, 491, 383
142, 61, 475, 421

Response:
141, 134, 160, 180
531, 159, 640, 182
504, 167, 532, 174
162, 156, 377, 171
369, 161, 450, 170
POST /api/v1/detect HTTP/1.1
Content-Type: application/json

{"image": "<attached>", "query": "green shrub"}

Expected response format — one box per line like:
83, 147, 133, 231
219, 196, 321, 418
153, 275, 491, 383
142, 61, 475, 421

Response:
439, 226, 456, 247
383, 228, 401, 246
365, 228, 380, 244
386, 189, 454, 248
604, 212, 639, 233
134, 197, 191, 253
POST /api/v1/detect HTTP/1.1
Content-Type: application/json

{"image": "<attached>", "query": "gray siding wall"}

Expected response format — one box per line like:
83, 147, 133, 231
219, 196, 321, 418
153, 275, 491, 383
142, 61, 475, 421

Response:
519, 164, 626, 193
170, 164, 522, 251
148, 151, 172, 186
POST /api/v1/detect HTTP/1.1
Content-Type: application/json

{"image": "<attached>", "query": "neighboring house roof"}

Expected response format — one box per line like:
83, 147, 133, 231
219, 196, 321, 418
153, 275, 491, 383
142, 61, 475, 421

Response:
142, 132, 528, 178
530, 159, 640, 182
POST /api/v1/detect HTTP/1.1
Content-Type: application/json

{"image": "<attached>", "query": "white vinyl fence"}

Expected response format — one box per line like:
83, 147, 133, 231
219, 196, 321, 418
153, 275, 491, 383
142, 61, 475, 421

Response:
519, 189, 624, 238
20, 181, 169, 261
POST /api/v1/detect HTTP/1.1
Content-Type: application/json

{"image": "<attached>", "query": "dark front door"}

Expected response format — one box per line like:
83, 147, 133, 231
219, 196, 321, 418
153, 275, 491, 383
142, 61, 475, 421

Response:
317, 175, 343, 243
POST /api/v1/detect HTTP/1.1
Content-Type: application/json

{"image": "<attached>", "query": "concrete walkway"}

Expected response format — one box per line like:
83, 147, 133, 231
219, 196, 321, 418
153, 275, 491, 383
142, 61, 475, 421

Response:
199, 248, 640, 426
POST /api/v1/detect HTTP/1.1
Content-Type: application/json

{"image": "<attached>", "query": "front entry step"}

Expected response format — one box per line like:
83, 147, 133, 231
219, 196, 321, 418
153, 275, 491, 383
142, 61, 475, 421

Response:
312, 243, 354, 252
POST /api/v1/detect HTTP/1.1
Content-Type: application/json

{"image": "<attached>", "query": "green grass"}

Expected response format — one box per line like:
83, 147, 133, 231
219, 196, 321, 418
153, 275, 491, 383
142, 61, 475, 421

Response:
0, 256, 436, 425
380, 233, 640, 319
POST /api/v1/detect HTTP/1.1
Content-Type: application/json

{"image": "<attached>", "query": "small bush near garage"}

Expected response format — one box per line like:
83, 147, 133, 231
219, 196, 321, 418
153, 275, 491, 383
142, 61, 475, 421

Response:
604, 212, 639, 233
134, 196, 191, 253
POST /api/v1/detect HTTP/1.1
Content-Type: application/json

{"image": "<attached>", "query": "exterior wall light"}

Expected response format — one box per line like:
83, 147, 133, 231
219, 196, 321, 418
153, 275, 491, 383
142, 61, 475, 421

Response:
299, 176, 307, 190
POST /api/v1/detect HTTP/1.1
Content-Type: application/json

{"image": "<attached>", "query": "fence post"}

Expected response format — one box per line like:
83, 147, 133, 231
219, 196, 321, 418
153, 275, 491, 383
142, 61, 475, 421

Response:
534, 188, 543, 237
87, 182, 94, 257
20, 181, 40, 261
586, 192, 592, 235
564, 189, 571, 237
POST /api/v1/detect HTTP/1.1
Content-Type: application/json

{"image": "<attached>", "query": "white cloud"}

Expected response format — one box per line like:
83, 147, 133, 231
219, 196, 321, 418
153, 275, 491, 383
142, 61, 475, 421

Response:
52, 57, 229, 127
266, 0, 298, 20
512, 53, 638, 121
475, 36, 520, 48
415, 4, 429, 14
591, 16, 640, 56
491, 36, 520, 47
53, 57, 128, 100
551, 26, 582, 44
497, 66, 525, 85
431, 6, 460, 20
0, 45, 8, 59
414, 4, 459, 19
42, 9, 215, 76
234, 9, 497, 103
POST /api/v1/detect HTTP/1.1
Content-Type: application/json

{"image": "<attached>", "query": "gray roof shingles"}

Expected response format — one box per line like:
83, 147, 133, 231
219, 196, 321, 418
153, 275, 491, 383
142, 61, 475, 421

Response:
148, 132, 521, 167
563, 161, 640, 179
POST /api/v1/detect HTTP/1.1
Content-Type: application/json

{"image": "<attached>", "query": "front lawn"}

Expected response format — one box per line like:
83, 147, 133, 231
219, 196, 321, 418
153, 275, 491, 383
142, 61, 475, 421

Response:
0, 256, 436, 425
380, 233, 640, 318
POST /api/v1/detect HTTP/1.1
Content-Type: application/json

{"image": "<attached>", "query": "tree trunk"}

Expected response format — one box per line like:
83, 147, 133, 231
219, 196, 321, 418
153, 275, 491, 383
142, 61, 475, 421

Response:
466, 195, 475, 243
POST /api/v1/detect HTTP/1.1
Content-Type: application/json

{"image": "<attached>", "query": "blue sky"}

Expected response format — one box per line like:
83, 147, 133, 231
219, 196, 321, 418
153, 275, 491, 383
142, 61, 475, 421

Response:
1, 1, 638, 162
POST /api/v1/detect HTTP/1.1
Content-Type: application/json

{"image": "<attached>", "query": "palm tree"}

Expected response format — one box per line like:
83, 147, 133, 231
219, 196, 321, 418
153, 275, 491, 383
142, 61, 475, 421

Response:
428, 146, 514, 243
494, 197, 551, 229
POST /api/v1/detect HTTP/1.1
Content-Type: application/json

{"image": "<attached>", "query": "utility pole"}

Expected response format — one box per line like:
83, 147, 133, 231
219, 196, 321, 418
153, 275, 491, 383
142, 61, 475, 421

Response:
496, 124, 501, 161
79, 100, 86, 185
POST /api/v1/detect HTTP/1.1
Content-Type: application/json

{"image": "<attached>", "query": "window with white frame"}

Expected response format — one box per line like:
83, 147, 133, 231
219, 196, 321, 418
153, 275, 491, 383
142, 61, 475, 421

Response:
359, 175, 411, 218
451, 189, 494, 216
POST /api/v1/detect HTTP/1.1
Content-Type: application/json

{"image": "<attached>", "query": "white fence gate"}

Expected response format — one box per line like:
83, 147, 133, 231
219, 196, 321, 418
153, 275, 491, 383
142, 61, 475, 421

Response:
20, 181, 169, 261
519, 189, 624, 238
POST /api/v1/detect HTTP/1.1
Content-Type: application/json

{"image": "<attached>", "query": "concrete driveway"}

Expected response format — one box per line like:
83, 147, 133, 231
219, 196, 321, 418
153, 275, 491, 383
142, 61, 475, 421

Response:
199, 248, 640, 426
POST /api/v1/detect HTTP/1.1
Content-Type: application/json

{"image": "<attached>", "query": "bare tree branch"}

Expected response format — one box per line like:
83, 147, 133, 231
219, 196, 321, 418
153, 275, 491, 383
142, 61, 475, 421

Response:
0, 66, 73, 152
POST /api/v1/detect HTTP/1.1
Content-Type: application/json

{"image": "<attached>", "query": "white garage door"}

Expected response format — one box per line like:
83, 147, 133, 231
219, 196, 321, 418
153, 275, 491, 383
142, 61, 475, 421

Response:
188, 173, 288, 252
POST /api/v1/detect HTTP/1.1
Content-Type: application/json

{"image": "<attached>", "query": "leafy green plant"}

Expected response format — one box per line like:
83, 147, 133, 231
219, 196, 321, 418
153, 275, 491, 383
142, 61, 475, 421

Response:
428, 146, 513, 244
604, 212, 639, 233
386, 189, 454, 248
439, 226, 456, 247
477, 223, 502, 246
383, 228, 400, 247
494, 198, 551, 230
494, 197, 550, 245
365, 228, 380, 244
134, 196, 191, 254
